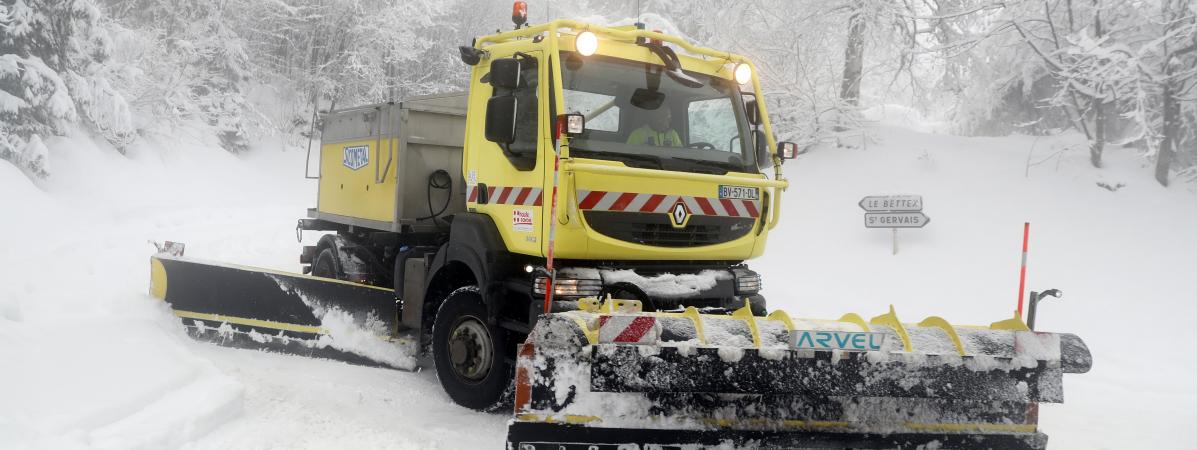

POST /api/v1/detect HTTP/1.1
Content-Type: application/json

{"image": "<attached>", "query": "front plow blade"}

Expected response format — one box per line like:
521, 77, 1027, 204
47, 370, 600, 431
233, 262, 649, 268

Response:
507, 300, 1092, 450
150, 254, 411, 369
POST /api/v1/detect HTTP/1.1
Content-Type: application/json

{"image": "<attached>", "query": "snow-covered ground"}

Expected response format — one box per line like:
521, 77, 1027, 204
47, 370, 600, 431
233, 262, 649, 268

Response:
2, 113, 1194, 449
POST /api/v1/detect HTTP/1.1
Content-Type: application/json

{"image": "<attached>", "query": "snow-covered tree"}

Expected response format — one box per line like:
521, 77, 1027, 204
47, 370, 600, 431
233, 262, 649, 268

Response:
0, 0, 119, 177
101, 0, 253, 152
913, 0, 1196, 180
1145, 0, 1197, 185
1006, 0, 1196, 178
2, 0, 1189, 185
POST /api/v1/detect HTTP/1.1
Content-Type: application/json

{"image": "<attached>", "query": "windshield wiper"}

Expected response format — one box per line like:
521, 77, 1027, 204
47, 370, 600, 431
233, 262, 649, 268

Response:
674, 157, 739, 174
570, 148, 663, 169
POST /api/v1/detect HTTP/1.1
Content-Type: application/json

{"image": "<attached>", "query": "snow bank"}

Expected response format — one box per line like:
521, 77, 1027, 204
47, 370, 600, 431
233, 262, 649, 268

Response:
180, 345, 505, 450
0, 130, 310, 449
0, 311, 243, 449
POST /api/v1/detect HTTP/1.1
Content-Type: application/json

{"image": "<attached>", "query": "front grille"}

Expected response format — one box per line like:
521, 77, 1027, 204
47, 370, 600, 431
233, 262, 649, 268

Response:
583, 211, 755, 247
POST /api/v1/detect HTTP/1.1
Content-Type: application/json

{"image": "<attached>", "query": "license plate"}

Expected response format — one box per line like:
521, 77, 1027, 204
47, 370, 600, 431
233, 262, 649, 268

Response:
718, 185, 759, 200
791, 330, 886, 352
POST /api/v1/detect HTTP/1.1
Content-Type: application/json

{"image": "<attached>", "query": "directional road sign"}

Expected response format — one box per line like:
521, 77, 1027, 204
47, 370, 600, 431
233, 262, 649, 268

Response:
858, 195, 923, 212
865, 212, 931, 228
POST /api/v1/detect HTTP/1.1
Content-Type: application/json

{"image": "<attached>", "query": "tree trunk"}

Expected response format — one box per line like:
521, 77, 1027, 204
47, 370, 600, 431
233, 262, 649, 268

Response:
934, 0, 964, 94
1090, 101, 1105, 168
1065, 0, 1076, 32
1154, 0, 1187, 186
1155, 81, 1178, 186
839, 2, 866, 106
1089, 0, 1104, 168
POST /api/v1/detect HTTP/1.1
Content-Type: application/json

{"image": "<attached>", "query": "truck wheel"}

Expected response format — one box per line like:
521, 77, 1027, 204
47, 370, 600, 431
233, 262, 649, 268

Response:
311, 248, 343, 280
432, 286, 512, 411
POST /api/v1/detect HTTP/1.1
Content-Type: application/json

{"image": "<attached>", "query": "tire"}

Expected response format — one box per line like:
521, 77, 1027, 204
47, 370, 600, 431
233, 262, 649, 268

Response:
311, 247, 343, 280
432, 286, 512, 411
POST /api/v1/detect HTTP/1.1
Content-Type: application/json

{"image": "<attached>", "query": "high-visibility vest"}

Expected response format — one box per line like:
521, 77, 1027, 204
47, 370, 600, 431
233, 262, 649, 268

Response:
627, 125, 682, 147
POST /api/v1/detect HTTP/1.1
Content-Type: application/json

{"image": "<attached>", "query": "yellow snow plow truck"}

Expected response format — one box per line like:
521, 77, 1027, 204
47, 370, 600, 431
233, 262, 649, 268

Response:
149, 13, 1092, 450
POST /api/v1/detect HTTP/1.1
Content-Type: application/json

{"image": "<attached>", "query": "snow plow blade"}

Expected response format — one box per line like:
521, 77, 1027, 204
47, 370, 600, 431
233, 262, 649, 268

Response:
149, 253, 409, 368
507, 298, 1092, 450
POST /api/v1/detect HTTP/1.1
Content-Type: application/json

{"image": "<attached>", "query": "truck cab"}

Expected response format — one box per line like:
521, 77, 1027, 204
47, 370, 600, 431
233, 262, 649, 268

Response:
458, 21, 794, 310
301, 19, 797, 409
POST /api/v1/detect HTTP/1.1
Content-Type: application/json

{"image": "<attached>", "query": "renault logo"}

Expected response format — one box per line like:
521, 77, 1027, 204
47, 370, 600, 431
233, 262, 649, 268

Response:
669, 202, 690, 228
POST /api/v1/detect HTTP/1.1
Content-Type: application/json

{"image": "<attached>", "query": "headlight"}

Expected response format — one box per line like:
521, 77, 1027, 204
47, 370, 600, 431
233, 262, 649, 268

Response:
576, 31, 598, 56
733, 63, 752, 85
533, 276, 603, 298
731, 267, 761, 294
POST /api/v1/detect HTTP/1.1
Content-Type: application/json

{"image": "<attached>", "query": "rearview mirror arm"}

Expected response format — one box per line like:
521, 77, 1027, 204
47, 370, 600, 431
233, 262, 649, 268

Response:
641, 43, 704, 89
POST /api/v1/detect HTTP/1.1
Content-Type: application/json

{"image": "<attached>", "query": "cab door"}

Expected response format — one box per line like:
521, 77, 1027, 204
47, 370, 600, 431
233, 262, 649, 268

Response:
463, 50, 546, 257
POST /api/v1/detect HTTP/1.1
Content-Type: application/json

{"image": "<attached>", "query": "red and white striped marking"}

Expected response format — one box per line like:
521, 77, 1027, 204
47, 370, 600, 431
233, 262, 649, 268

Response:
577, 190, 759, 218
598, 315, 660, 344
466, 185, 543, 206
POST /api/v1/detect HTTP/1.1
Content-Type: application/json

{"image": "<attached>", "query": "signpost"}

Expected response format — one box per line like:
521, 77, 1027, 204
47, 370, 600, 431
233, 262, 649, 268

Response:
858, 195, 923, 212
864, 212, 931, 228
860, 195, 928, 254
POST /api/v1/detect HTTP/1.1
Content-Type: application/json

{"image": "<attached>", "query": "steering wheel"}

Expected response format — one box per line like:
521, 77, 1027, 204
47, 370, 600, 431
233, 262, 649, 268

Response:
687, 142, 716, 150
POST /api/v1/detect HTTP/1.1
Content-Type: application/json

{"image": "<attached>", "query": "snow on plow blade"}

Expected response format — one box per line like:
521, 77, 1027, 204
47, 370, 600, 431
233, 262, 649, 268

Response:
508, 299, 1092, 450
149, 253, 412, 369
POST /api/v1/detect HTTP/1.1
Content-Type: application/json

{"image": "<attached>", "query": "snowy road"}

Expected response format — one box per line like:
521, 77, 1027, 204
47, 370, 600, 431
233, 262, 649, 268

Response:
3, 117, 1196, 449
184, 346, 505, 449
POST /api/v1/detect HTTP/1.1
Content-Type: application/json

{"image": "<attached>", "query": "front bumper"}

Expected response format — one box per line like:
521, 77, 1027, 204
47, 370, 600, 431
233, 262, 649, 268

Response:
537, 265, 763, 312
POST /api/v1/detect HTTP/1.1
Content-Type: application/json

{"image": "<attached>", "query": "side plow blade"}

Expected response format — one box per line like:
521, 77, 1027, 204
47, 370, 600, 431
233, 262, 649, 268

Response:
507, 299, 1092, 450
150, 254, 412, 369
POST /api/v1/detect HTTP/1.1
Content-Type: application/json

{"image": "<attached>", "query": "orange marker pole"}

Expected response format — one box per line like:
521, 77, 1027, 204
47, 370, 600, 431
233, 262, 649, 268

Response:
1017, 222, 1030, 317
543, 117, 564, 314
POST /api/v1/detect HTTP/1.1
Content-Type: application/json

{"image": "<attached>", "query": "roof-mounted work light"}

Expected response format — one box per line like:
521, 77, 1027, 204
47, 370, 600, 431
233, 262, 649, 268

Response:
734, 63, 752, 85
576, 31, 598, 56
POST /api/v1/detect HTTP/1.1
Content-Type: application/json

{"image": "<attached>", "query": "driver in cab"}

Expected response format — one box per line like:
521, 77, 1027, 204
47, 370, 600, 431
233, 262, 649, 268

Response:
627, 107, 682, 147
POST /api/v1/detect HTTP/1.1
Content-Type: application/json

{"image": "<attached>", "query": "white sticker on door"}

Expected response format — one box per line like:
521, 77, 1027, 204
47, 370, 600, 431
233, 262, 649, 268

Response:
512, 209, 534, 232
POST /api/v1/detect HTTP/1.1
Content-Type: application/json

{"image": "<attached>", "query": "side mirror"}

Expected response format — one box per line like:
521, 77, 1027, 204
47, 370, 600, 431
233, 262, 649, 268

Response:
778, 141, 799, 161
753, 130, 772, 170
745, 99, 760, 126
459, 46, 488, 66
489, 58, 522, 89
485, 95, 517, 144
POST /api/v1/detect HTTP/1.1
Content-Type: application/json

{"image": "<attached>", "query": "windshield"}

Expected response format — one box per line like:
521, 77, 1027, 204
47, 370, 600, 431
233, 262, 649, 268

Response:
559, 52, 757, 174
